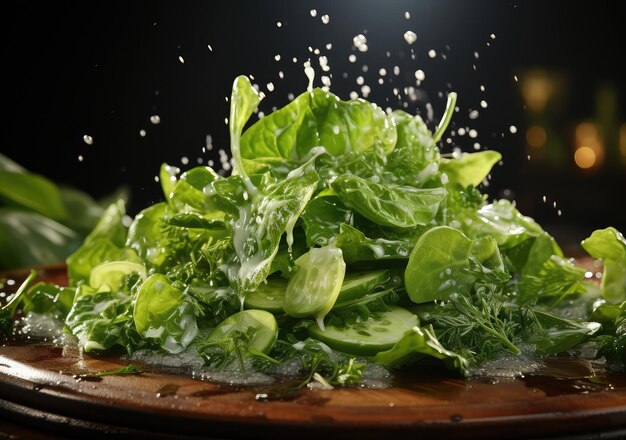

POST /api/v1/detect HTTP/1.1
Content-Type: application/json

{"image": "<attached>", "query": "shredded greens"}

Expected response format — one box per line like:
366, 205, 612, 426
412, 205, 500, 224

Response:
2, 76, 626, 384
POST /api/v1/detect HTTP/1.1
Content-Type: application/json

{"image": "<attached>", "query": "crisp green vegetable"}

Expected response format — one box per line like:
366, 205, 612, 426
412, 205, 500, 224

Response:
133, 274, 198, 354
0, 154, 122, 271
308, 306, 418, 355
404, 226, 474, 303
283, 244, 346, 324
5, 75, 626, 386
244, 278, 287, 312
582, 227, 626, 302
204, 309, 278, 360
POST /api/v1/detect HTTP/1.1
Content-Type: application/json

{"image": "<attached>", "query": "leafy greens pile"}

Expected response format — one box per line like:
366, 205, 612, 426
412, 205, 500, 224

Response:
3, 76, 626, 385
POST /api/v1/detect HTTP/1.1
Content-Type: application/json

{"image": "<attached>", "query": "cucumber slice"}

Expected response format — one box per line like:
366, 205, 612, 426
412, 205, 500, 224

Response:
244, 278, 286, 312
334, 270, 399, 309
283, 245, 346, 325
207, 309, 278, 355
308, 306, 418, 356
338, 270, 391, 300
90, 261, 147, 292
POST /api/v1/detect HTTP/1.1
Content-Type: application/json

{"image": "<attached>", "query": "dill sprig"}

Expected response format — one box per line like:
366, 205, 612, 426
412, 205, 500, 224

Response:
420, 259, 539, 364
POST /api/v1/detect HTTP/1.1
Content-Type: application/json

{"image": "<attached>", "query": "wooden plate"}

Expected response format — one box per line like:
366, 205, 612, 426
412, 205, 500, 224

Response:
2, 263, 626, 439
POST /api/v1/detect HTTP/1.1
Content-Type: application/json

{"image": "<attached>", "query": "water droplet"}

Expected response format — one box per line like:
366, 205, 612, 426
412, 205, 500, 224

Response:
82, 134, 93, 145
304, 60, 315, 91
325, 43, 332, 50
267, 82, 274, 92
181, 156, 189, 165
469, 110, 479, 119
78, 155, 84, 162
403, 31, 417, 45
321, 15, 329, 24
178, 55, 185, 64
490, 33, 496, 40
509, 125, 518, 134
480, 100, 488, 108
414, 70, 425, 81
361, 85, 371, 98
276, 21, 282, 28
274, 54, 281, 61
353, 34, 368, 52
207, 44, 213, 52
139, 129, 147, 137
379, 68, 386, 76
428, 49, 437, 58
404, 11, 411, 19
310, 9, 317, 17
469, 129, 478, 138
150, 115, 161, 125
348, 54, 356, 63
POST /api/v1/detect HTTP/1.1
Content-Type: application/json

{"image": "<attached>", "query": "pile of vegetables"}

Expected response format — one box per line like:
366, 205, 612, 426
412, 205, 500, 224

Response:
2, 76, 626, 385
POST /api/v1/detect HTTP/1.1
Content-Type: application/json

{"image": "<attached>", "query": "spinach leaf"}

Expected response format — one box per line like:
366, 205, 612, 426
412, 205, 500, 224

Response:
229, 75, 262, 185
229, 165, 319, 294
335, 224, 413, 264
526, 311, 601, 355
331, 175, 446, 228
167, 166, 222, 215
0, 270, 37, 337
65, 290, 138, 352
0, 171, 68, 221
58, 186, 104, 235
582, 227, 626, 302
301, 195, 353, 247
382, 110, 440, 186
166, 213, 225, 230
404, 226, 474, 303
459, 199, 545, 249
518, 255, 586, 305
239, 88, 396, 164
0, 153, 25, 172
133, 274, 198, 354
374, 325, 469, 375
22, 282, 75, 319
66, 200, 135, 285
0, 208, 82, 270
440, 151, 502, 187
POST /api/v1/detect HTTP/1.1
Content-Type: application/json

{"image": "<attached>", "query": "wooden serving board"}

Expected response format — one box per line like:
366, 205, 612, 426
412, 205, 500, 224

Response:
2, 263, 626, 439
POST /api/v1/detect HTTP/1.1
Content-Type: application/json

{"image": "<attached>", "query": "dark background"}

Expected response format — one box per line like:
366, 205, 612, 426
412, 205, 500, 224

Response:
3, 1, 626, 248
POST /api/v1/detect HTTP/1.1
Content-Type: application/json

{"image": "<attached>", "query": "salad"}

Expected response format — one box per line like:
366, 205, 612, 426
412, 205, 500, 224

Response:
2, 75, 626, 387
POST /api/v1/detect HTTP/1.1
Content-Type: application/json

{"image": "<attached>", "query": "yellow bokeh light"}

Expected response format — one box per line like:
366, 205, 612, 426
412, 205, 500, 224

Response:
521, 70, 553, 111
574, 146, 596, 169
526, 126, 547, 148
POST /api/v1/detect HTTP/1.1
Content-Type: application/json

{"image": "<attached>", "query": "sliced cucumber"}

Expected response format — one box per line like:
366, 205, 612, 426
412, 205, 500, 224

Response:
283, 245, 346, 324
206, 309, 278, 355
308, 306, 418, 356
90, 261, 147, 292
244, 278, 287, 312
334, 269, 400, 309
